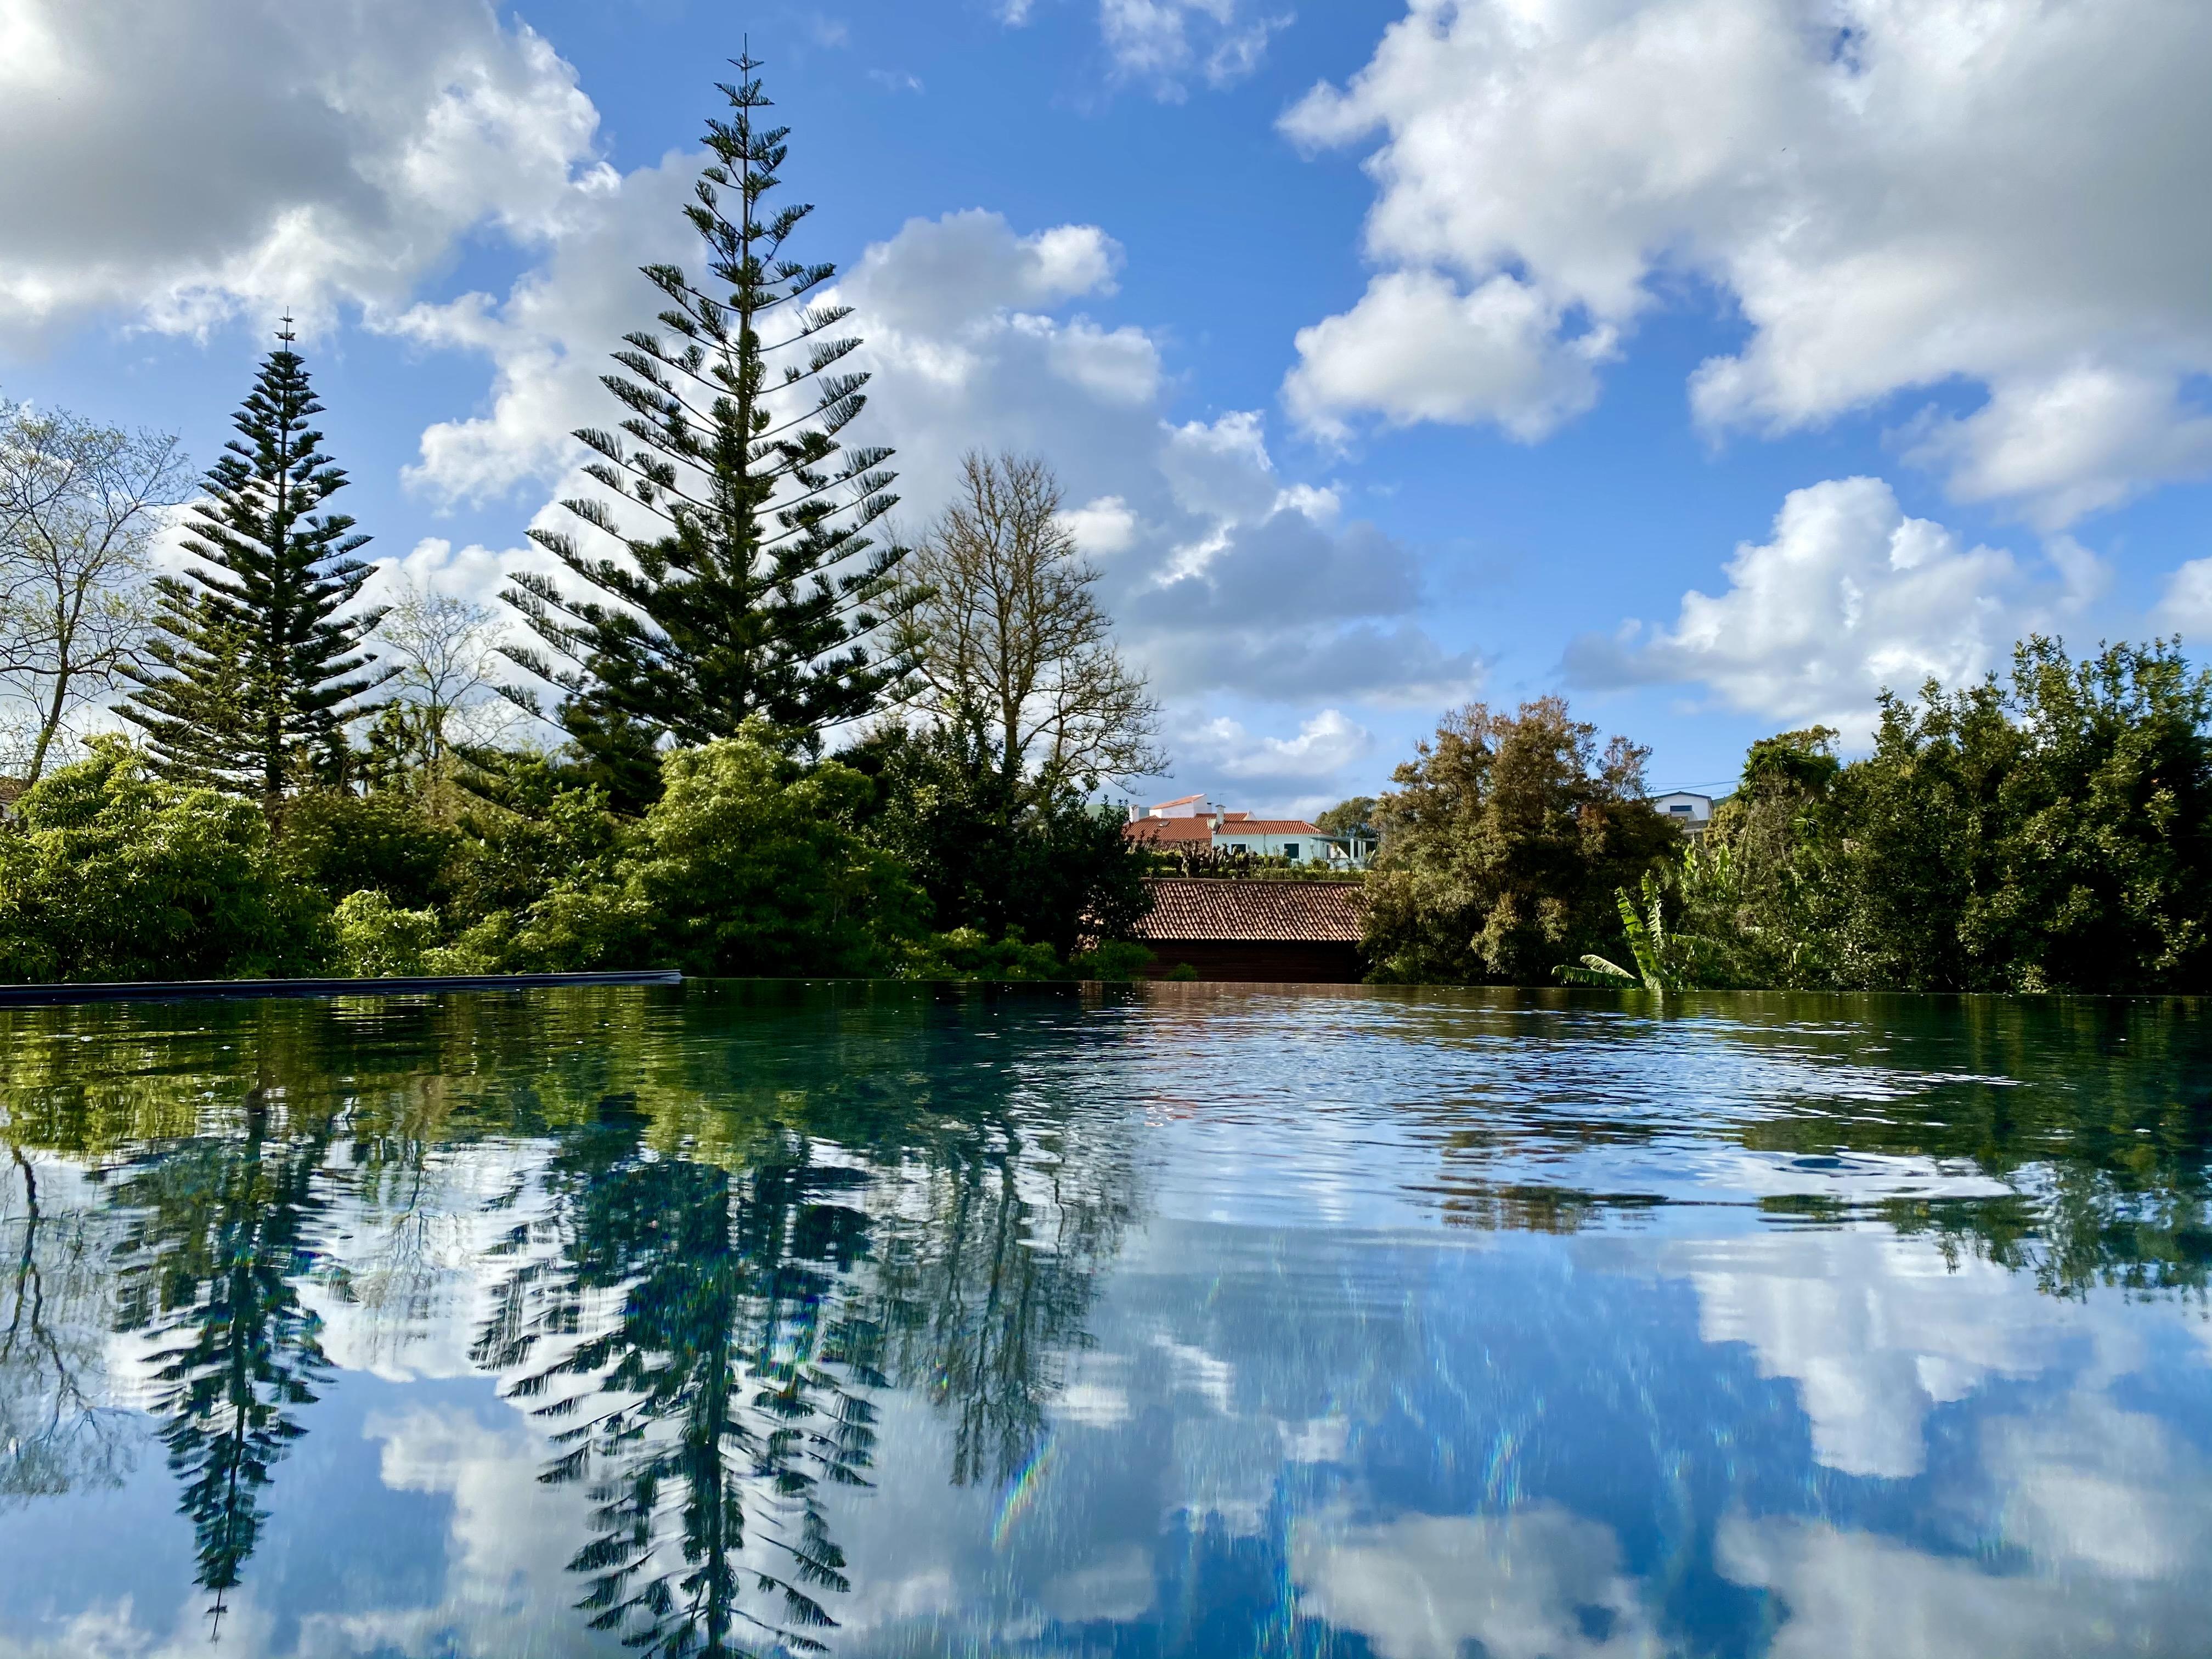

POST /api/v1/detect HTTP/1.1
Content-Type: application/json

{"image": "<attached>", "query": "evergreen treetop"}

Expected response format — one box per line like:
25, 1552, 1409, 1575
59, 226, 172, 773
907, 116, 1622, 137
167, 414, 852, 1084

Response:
122, 325, 389, 813
503, 53, 914, 810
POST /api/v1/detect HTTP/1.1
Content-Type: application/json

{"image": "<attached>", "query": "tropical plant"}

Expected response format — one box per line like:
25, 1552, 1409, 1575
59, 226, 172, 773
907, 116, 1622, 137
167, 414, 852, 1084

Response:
1556, 869, 1723, 991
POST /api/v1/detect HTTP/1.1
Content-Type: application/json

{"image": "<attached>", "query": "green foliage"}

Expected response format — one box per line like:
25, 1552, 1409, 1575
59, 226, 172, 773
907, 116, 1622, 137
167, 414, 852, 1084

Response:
846, 720, 1152, 960
1163, 962, 1201, 981
1697, 639, 2212, 992
899, 927, 1065, 981
1068, 940, 1154, 981
279, 789, 460, 910
121, 330, 389, 810
448, 753, 624, 922
892, 931, 1153, 981
329, 890, 442, 978
0, 739, 323, 983
1556, 869, 1728, 991
616, 733, 921, 974
449, 727, 922, 977
504, 57, 909, 810
1314, 795, 1376, 839
1362, 696, 1681, 984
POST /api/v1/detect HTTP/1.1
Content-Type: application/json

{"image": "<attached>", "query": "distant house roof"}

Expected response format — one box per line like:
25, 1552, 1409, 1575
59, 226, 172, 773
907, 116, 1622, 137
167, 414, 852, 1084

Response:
1135, 878, 1365, 943
1125, 816, 1216, 847
1149, 793, 1207, 812
1214, 819, 1321, 837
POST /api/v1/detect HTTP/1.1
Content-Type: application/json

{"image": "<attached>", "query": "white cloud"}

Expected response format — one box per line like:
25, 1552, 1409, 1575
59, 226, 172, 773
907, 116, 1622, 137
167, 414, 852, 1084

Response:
2154, 557, 2212, 639
1187, 709, 1372, 782
1285, 269, 1615, 442
1565, 476, 2100, 732
1719, 1455, 2212, 1659
1665, 1229, 2068, 1479
1293, 1505, 1656, 1659
0, 0, 614, 341
1285, 0, 2212, 524
1097, 1, 1291, 95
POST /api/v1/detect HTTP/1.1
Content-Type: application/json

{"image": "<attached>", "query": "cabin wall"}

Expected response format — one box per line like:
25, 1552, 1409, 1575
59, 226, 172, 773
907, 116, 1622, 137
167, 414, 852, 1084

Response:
1139, 940, 1364, 984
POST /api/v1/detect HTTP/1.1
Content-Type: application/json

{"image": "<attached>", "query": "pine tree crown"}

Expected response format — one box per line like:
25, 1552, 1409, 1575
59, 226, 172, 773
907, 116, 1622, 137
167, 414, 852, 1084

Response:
503, 54, 919, 800
122, 323, 391, 802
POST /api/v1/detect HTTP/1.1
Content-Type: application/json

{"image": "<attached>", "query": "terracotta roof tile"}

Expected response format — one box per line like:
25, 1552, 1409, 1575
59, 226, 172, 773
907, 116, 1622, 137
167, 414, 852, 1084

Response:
1212, 819, 1321, 836
1134, 878, 1366, 943
1124, 817, 1216, 845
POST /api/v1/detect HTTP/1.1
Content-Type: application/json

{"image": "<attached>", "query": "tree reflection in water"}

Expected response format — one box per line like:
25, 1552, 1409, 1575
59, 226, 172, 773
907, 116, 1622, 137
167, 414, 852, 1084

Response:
109, 1090, 335, 1632
471, 995, 1138, 1656
6, 986, 2199, 1652
0, 1145, 132, 1504
472, 1097, 877, 1656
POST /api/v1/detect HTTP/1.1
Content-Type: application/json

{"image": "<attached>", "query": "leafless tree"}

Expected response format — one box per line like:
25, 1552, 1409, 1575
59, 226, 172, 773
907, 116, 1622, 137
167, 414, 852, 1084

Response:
371, 578, 518, 814
0, 405, 190, 783
898, 451, 1165, 793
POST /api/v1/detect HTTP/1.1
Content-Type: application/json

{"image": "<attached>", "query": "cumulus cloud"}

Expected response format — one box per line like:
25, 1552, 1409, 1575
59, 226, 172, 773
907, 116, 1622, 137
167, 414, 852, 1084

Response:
378, 183, 1466, 799
1565, 477, 2101, 732
2154, 557, 2212, 640
0, 0, 614, 341
1285, 269, 1614, 442
1285, 0, 2212, 523
1181, 709, 1374, 811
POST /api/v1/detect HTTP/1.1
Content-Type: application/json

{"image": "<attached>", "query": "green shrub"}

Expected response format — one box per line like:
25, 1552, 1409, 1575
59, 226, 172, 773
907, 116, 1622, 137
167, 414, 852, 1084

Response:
330, 889, 443, 977
899, 928, 1065, 981
1068, 940, 1154, 981
281, 790, 462, 910
450, 728, 924, 977
0, 739, 324, 982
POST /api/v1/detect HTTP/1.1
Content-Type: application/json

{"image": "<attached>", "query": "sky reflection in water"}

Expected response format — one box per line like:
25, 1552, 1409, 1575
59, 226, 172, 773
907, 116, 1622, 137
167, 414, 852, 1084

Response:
0, 982, 2207, 1657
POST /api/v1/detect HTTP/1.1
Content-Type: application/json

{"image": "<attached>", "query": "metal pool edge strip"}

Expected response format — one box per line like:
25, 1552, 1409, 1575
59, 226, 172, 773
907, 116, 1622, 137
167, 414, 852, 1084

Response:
0, 970, 685, 1006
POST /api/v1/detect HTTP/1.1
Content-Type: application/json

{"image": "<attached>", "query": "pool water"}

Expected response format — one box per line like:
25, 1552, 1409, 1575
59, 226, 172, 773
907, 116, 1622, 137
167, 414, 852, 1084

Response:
0, 981, 2207, 1657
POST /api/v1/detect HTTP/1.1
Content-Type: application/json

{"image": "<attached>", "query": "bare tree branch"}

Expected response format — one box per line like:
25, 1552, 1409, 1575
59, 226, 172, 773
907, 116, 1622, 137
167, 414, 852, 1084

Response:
896, 452, 1165, 794
0, 405, 190, 782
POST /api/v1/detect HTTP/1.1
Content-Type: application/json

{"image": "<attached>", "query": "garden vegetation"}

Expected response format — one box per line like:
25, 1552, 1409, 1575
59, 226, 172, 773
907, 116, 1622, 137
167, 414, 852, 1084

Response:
3, 61, 2209, 996
0, 61, 1153, 985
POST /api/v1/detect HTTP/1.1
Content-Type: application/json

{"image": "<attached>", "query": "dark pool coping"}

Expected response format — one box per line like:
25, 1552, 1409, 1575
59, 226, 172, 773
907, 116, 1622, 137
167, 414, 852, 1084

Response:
0, 970, 684, 1006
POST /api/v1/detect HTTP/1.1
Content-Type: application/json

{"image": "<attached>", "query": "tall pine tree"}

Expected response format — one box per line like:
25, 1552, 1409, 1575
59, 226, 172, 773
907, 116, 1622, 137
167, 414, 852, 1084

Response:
503, 54, 911, 810
123, 323, 388, 821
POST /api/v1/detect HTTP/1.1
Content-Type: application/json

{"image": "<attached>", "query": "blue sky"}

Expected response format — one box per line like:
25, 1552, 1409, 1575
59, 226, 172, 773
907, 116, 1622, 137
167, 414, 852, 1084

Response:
5, 0, 2210, 812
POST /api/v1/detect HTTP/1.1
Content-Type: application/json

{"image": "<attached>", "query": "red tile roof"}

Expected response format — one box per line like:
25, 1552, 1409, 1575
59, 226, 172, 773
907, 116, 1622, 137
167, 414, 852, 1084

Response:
1135, 878, 1366, 943
1124, 817, 1216, 846
1213, 819, 1321, 836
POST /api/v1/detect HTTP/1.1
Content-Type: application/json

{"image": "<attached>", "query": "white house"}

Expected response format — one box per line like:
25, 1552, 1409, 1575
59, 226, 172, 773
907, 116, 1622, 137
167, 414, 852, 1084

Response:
1124, 797, 1368, 866
1651, 792, 1716, 839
